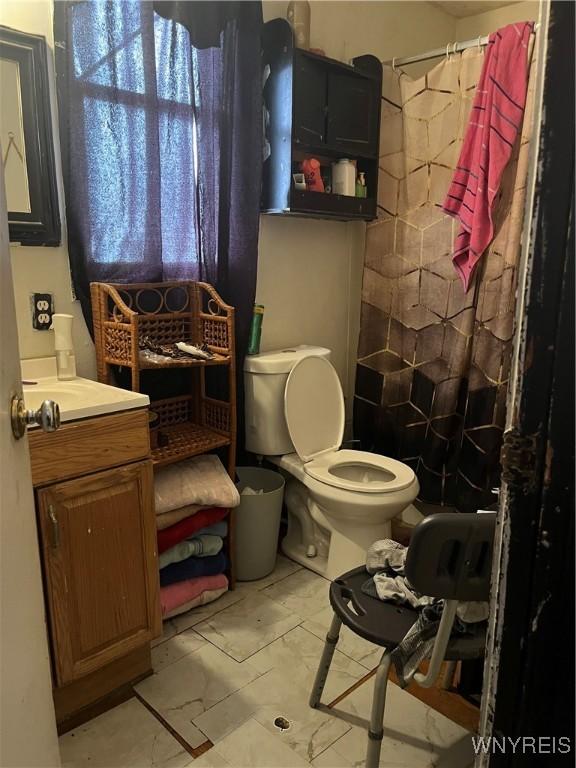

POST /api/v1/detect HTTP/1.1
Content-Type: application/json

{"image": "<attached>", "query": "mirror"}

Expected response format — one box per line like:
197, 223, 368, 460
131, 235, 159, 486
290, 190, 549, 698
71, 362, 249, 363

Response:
0, 26, 60, 245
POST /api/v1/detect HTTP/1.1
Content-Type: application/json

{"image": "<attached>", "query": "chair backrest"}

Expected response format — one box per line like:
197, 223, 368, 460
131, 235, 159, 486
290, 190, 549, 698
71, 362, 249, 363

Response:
405, 512, 496, 602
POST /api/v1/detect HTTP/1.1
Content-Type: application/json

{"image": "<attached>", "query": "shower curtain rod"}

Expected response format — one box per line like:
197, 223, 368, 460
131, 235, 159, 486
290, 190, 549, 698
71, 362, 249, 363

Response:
386, 24, 540, 68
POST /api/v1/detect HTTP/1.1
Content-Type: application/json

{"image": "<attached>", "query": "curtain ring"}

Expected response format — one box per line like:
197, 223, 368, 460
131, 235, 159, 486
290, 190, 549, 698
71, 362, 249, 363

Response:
477, 36, 482, 51
392, 57, 397, 71
445, 43, 451, 60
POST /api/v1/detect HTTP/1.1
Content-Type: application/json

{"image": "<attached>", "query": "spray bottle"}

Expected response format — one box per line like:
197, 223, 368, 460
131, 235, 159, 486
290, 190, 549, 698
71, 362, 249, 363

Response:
51, 314, 77, 380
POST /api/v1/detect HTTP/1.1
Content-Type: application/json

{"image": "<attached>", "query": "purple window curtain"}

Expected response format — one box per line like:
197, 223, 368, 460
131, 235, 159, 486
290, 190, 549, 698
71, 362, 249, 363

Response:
54, 0, 263, 364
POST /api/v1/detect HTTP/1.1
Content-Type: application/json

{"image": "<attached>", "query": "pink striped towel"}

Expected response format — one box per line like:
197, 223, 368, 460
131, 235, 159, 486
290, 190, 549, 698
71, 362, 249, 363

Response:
443, 22, 534, 291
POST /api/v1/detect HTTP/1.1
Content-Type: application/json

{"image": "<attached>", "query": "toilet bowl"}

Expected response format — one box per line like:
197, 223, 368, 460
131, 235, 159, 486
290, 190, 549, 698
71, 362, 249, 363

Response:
244, 347, 419, 579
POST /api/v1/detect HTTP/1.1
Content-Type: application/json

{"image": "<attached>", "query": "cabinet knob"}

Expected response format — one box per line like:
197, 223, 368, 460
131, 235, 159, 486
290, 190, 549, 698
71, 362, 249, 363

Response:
11, 395, 61, 439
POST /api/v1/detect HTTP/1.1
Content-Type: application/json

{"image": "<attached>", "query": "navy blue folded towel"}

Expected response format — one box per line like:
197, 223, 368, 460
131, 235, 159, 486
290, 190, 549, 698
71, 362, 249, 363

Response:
159, 551, 227, 587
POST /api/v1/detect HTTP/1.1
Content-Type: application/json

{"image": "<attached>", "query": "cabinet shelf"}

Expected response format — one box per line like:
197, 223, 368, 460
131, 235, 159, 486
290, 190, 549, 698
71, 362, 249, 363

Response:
261, 19, 382, 222
139, 352, 231, 370
292, 141, 378, 162
91, 280, 237, 478
151, 422, 231, 468
264, 189, 376, 221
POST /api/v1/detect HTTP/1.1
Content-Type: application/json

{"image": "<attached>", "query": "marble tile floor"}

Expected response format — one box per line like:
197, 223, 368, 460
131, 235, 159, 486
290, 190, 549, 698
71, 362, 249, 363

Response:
59, 555, 476, 768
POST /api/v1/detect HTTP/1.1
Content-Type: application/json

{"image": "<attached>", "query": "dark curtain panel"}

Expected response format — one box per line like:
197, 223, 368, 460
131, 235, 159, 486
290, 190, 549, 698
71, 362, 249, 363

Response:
153, 1, 247, 49
54, 0, 262, 363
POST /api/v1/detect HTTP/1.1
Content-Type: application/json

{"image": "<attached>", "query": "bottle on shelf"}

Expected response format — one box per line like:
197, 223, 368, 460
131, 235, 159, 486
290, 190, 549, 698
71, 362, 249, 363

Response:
332, 159, 356, 196
356, 171, 367, 198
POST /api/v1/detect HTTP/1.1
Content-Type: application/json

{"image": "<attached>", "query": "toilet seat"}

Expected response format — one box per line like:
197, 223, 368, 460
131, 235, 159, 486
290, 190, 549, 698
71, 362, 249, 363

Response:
284, 357, 416, 495
305, 449, 416, 493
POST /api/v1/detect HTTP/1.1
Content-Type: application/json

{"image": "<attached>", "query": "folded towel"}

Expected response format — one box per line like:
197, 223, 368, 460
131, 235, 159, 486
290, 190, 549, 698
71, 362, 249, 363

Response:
160, 573, 229, 618
159, 535, 224, 569
156, 504, 205, 531
196, 521, 228, 538
158, 508, 228, 553
160, 552, 227, 587
165, 585, 229, 619
155, 455, 240, 515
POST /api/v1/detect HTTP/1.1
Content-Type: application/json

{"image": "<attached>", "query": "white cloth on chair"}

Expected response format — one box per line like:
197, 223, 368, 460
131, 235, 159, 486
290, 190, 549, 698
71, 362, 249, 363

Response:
365, 538, 434, 609
366, 538, 407, 574
363, 538, 489, 686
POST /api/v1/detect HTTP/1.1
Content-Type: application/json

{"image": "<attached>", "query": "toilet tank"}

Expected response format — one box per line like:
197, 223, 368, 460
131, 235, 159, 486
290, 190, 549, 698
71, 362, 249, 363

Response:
244, 345, 331, 456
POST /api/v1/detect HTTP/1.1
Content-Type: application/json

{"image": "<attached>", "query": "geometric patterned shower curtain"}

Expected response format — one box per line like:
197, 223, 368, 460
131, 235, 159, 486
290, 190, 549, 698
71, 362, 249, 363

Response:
354, 45, 536, 513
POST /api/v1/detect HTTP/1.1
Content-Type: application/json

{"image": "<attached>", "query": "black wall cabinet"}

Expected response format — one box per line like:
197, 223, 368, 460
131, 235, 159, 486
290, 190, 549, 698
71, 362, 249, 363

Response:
262, 19, 382, 221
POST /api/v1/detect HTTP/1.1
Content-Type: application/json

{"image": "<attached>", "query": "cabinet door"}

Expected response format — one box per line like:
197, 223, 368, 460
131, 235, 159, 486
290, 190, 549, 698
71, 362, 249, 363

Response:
326, 72, 379, 155
293, 52, 327, 146
37, 461, 161, 686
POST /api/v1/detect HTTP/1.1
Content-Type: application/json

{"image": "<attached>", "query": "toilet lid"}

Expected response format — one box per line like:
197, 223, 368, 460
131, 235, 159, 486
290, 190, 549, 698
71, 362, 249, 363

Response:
284, 356, 345, 463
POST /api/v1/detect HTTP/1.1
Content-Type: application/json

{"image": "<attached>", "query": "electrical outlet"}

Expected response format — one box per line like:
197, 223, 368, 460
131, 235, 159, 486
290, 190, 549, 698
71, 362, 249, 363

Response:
31, 293, 54, 331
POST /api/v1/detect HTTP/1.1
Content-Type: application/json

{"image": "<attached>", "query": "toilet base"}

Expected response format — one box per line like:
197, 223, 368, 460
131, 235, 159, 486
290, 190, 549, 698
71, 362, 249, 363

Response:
324, 520, 392, 580
281, 534, 328, 578
282, 517, 393, 580
281, 474, 396, 580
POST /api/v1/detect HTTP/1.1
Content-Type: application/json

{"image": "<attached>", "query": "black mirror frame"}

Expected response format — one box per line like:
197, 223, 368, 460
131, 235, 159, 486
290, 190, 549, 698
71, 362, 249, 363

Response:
1, 26, 61, 246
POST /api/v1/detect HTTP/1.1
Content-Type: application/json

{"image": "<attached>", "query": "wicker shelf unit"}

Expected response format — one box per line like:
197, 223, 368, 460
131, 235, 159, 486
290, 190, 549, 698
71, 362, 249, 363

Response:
91, 281, 237, 475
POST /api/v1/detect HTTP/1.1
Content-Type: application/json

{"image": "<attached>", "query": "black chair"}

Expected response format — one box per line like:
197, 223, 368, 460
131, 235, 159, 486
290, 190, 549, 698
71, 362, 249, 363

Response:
309, 512, 496, 768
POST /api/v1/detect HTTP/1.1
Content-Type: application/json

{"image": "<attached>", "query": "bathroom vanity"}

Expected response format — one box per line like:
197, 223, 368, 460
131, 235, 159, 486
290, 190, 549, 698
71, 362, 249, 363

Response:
22, 359, 161, 731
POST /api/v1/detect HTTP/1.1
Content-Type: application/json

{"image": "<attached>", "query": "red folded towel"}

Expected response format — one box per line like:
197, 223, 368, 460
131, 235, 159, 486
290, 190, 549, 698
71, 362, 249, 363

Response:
443, 22, 533, 291
157, 507, 228, 553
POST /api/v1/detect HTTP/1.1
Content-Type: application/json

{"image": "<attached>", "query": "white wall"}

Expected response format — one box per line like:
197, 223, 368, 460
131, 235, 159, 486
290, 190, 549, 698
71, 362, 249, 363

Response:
259, 1, 456, 428
1, 1, 96, 378
455, 1, 540, 38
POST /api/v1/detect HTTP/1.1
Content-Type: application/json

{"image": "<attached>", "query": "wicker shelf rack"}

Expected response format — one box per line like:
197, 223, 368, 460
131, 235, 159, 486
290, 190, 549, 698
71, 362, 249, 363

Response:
91, 281, 237, 475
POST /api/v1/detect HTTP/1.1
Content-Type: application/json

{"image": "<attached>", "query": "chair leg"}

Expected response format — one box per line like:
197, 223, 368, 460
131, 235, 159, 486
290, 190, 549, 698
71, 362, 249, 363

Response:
365, 651, 392, 768
441, 660, 458, 690
309, 612, 342, 708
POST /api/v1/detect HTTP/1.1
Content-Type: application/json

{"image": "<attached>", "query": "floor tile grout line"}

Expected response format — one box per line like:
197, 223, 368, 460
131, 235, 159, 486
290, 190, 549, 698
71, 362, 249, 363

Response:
187, 673, 268, 735
133, 689, 213, 758
194, 617, 307, 666
310, 730, 351, 765
152, 607, 309, 675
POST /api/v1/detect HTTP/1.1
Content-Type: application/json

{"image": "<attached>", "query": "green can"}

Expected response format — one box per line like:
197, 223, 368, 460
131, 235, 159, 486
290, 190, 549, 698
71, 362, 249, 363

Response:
247, 304, 264, 355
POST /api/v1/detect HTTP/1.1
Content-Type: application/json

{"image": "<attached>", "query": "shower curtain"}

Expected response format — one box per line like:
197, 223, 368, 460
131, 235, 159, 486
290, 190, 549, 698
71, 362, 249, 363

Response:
354, 45, 536, 513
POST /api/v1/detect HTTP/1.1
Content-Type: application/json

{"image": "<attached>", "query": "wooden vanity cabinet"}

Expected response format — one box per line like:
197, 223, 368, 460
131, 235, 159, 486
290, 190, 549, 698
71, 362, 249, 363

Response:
28, 407, 161, 729
37, 461, 159, 686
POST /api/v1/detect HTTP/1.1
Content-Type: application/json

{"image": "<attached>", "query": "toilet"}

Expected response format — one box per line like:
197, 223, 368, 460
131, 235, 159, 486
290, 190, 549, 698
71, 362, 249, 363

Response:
244, 346, 419, 579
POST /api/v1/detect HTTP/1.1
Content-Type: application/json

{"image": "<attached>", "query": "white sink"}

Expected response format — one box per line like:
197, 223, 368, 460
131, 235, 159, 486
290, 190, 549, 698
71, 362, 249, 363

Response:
21, 358, 149, 425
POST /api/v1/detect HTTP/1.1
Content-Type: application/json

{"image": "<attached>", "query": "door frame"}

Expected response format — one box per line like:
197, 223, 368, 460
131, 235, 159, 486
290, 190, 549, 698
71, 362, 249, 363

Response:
479, 1, 575, 763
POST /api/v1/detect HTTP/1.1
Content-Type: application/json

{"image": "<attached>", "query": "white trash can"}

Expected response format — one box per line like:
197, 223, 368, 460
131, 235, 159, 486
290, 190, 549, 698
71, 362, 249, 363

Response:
235, 467, 285, 581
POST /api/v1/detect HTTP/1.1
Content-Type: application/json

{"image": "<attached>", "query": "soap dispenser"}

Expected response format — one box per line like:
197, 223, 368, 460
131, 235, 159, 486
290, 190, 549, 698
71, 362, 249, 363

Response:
51, 313, 77, 380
